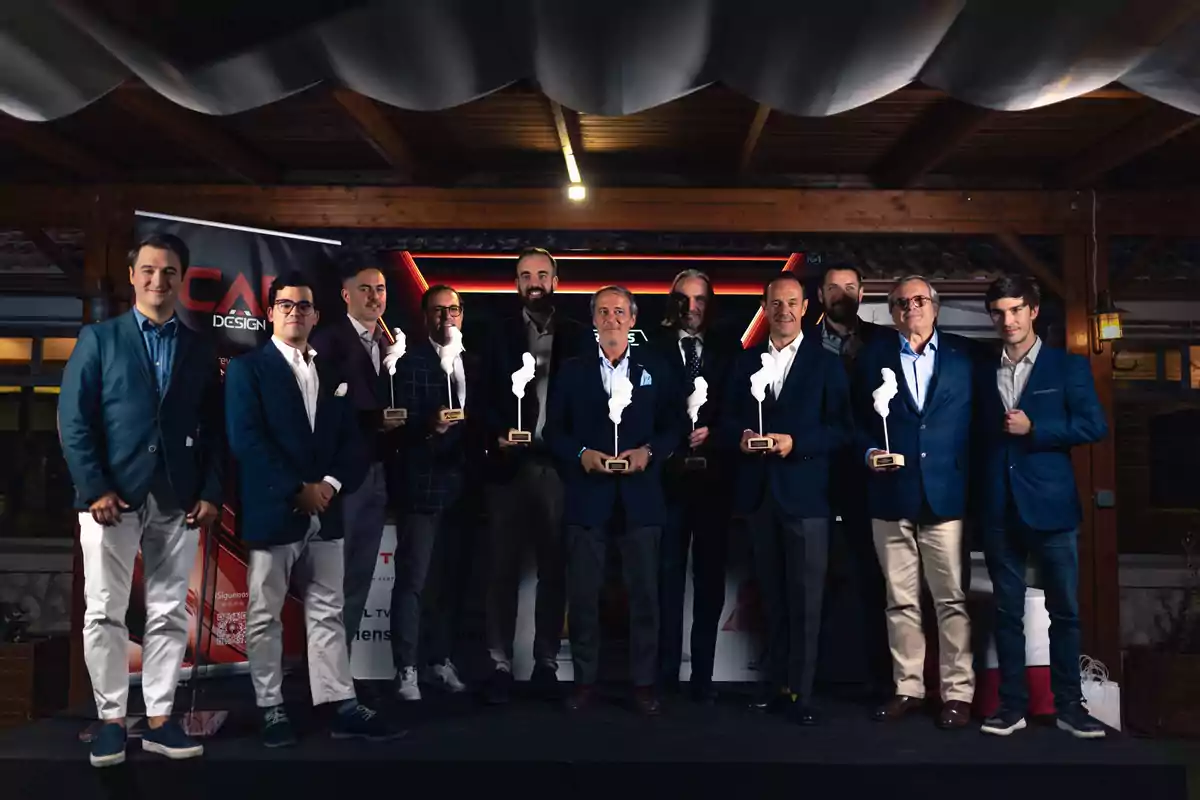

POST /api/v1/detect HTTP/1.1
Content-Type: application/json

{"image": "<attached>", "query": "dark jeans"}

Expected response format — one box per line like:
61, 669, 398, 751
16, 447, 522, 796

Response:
394, 510, 461, 669
750, 498, 829, 704
658, 485, 728, 687
566, 523, 660, 687
341, 462, 389, 649
982, 502, 1082, 713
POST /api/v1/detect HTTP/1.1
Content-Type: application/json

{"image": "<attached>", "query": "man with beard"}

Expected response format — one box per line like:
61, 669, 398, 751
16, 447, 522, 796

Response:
817, 264, 892, 700
480, 248, 586, 704
653, 269, 740, 702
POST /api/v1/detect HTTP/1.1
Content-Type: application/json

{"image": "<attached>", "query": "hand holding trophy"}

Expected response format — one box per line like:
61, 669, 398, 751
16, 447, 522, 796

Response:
507, 352, 536, 444
869, 367, 904, 469
746, 353, 778, 451
605, 374, 634, 472
684, 376, 709, 470
380, 324, 408, 423
438, 326, 466, 423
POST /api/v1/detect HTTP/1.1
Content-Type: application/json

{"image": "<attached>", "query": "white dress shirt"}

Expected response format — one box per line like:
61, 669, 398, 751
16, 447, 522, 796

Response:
430, 337, 468, 410
998, 336, 1042, 412
348, 314, 380, 375
599, 344, 631, 395
767, 333, 803, 398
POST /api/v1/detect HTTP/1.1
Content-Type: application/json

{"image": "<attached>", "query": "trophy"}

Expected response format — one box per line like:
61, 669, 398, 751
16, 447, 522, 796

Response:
508, 352, 536, 444
604, 374, 634, 472
684, 376, 709, 470
869, 367, 905, 468
379, 322, 407, 422
437, 326, 466, 423
746, 353, 778, 450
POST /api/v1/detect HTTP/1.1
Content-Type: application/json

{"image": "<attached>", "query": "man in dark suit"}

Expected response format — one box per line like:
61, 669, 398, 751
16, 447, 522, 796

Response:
976, 276, 1109, 739
653, 268, 739, 702
817, 263, 892, 698
853, 275, 975, 729
545, 286, 684, 715
390, 284, 478, 701
309, 252, 406, 653
480, 249, 587, 704
59, 232, 220, 767
722, 273, 852, 725
226, 271, 399, 748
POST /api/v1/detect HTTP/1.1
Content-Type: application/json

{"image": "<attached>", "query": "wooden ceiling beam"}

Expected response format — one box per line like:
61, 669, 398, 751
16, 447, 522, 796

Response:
1055, 102, 1200, 187
109, 85, 280, 185
872, 98, 994, 188
0, 116, 119, 181
738, 103, 772, 173
994, 231, 1066, 298
329, 88, 415, 180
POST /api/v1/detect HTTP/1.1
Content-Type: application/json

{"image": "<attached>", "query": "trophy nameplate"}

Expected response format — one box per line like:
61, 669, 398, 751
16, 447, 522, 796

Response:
684, 455, 708, 470
604, 458, 630, 472
439, 408, 466, 423
383, 407, 408, 422
869, 451, 905, 468
507, 429, 532, 444
747, 436, 775, 451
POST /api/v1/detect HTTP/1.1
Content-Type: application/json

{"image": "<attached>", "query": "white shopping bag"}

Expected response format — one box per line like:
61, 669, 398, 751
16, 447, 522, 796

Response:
1080, 655, 1121, 731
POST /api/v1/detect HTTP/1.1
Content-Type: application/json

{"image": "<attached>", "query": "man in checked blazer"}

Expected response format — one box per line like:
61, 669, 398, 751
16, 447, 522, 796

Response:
389, 284, 480, 701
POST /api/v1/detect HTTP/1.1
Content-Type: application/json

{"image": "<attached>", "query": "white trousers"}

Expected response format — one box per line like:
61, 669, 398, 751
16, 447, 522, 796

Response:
79, 493, 198, 720
246, 538, 356, 708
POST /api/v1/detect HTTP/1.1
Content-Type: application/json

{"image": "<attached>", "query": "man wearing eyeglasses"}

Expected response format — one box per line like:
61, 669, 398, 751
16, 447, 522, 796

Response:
226, 271, 401, 747
852, 275, 976, 730
389, 285, 478, 701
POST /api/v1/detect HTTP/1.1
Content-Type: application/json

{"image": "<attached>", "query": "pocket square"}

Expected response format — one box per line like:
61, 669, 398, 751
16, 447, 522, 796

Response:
639, 371, 652, 387
335, 382, 348, 397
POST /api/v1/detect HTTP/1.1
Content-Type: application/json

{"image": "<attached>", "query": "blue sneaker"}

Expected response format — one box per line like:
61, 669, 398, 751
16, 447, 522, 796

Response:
89, 722, 127, 767
261, 705, 298, 748
330, 703, 406, 742
141, 719, 204, 760
1057, 703, 1107, 739
981, 707, 1027, 736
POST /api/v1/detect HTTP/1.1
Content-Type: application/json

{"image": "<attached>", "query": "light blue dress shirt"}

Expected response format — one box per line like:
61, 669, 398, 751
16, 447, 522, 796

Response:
599, 344, 631, 394
899, 329, 938, 412
132, 307, 178, 399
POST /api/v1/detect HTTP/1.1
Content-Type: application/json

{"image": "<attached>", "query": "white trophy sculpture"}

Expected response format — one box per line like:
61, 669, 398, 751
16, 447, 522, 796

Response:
437, 325, 466, 423
747, 353, 779, 450
605, 374, 634, 471
380, 324, 407, 422
870, 367, 904, 468
684, 376, 709, 469
508, 352, 536, 443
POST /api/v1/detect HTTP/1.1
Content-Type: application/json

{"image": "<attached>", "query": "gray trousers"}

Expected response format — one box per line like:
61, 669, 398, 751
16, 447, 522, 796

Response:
341, 463, 389, 649
566, 523, 660, 687
393, 510, 461, 669
485, 457, 566, 671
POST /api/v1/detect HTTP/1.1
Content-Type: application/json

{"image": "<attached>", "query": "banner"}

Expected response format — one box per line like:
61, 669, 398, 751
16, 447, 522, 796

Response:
127, 211, 340, 675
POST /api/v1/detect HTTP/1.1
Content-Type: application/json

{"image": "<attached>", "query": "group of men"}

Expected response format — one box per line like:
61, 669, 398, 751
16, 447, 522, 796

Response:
58, 234, 1111, 768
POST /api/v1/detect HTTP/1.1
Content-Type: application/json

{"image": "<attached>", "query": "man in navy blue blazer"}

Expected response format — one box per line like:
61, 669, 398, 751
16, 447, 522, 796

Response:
545, 286, 684, 715
976, 276, 1109, 740
60, 232, 219, 767
853, 275, 975, 729
722, 272, 852, 725
226, 271, 399, 748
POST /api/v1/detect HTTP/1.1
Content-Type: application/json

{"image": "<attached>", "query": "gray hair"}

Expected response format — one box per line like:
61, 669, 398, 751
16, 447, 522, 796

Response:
888, 274, 940, 306
591, 285, 638, 317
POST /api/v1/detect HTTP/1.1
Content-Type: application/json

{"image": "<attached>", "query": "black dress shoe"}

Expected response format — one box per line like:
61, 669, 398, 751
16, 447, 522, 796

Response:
750, 689, 794, 714
690, 683, 718, 705
564, 685, 593, 712
633, 687, 662, 717
530, 662, 561, 700
792, 705, 821, 726
482, 668, 512, 705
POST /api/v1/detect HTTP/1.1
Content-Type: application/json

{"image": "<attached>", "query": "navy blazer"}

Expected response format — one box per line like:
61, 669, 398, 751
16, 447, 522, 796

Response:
976, 343, 1108, 532
852, 329, 976, 522
225, 341, 366, 547
309, 314, 397, 462
59, 311, 223, 511
482, 310, 588, 480
720, 335, 853, 518
390, 339, 482, 515
544, 345, 685, 529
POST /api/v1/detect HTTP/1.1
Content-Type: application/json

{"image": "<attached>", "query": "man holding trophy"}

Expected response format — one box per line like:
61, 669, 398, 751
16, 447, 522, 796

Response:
544, 286, 684, 715
389, 285, 476, 700
721, 272, 852, 725
480, 249, 587, 704
853, 275, 976, 729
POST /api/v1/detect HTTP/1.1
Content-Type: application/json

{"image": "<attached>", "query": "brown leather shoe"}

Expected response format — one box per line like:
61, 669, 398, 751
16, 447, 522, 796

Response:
938, 700, 972, 729
564, 685, 594, 712
633, 686, 662, 717
873, 694, 925, 722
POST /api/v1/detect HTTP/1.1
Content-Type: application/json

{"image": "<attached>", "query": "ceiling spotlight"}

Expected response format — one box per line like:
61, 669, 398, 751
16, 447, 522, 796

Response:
567, 183, 587, 202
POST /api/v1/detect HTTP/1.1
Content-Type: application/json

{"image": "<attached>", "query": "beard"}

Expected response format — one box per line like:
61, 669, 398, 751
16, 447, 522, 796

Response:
826, 296, 860, 325
521, 287, 554, 313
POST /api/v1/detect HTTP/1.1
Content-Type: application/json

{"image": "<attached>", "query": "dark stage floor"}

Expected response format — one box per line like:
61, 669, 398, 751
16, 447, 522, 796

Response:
0, 676, 1187, 800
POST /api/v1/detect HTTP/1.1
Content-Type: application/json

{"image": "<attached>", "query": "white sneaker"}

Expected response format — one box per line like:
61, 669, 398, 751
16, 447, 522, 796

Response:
396, 666, 421, 701
422, 660, 467, 693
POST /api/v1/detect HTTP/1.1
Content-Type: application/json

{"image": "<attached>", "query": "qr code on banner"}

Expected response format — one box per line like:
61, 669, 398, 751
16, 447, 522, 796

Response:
214, 611, 246, 647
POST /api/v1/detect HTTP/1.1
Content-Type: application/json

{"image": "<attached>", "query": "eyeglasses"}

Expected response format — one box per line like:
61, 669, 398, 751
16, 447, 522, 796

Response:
890, 295, 932, 312
275, 300, 315, 316
430, 305, 463, 318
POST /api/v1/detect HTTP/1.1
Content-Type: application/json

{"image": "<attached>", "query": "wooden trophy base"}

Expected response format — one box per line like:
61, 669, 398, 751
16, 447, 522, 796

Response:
604, 458, 630, 472
869, 451, 905, 468
507, 430, 532, 444
683, 455, 708, 471
383, 408, 408, 422
747, 436, 775, 451
439, 408, 466, 423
